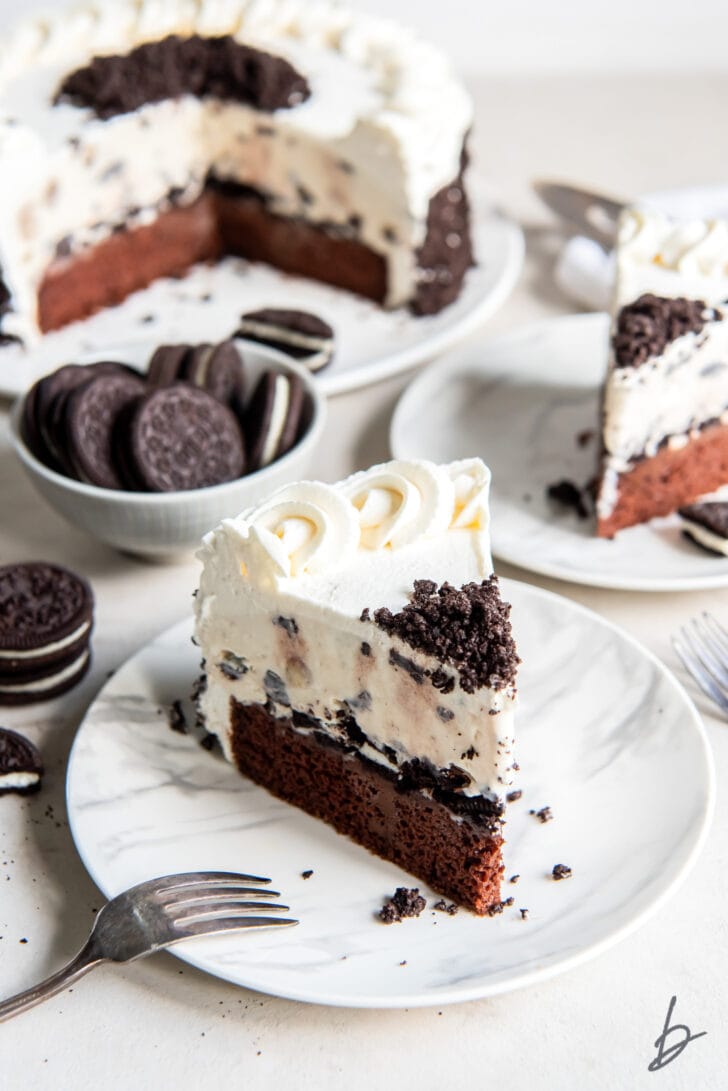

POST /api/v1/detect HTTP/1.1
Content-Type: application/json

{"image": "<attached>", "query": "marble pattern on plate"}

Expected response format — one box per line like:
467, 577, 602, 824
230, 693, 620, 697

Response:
66, 580, 713, 1008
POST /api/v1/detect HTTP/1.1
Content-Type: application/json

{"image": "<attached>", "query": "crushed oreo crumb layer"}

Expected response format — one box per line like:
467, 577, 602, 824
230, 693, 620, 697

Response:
379, 887, 426, 924
614, 292, 718, 368
56, 34, 310, 119
552, 863, 572, 881
373, 577, 519, 694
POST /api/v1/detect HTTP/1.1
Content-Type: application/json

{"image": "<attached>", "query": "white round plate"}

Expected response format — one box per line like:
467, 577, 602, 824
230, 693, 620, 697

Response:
66, 579, 713, 1009
0, 196, 523, 400
391, 313, 728, 592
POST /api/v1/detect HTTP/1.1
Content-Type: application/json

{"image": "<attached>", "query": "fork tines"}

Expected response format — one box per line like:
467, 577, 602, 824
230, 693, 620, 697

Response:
673, 612, 728, 714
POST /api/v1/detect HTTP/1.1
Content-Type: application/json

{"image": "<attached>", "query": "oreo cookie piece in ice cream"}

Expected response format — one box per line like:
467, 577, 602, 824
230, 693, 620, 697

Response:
0, 563, 94, 705
679, 502, 728, 556
0, 728, 44, 794
237, 309, 334, 373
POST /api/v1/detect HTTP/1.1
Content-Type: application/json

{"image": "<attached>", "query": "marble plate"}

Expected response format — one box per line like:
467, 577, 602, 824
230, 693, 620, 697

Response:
0, 195, 523, 400
391, 313, 728, 592
66, 579, 713, 1009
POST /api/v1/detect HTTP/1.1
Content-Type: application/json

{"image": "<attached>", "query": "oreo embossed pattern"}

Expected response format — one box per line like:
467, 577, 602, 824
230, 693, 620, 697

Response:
20, 341, 308, 492
0, 562, 94, 705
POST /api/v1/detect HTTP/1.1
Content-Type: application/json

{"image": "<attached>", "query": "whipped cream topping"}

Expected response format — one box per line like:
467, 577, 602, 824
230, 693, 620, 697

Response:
615, 208, 728, 307
195, 458, 516, 799
0, 0, 473, 338
598, 208, 728, 519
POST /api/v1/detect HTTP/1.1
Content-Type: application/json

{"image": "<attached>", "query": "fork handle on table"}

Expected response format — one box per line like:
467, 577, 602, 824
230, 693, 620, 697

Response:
0, 939, 102, 1022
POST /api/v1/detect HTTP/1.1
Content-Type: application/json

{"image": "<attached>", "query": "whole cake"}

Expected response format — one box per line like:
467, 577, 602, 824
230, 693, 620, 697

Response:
194, 458, 519, 914
596, 208, 728, 537
0, 0, 474, 347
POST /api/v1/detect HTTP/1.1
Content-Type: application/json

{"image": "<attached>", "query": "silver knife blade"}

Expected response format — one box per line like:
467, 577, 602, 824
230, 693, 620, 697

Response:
533, 181, 627, 248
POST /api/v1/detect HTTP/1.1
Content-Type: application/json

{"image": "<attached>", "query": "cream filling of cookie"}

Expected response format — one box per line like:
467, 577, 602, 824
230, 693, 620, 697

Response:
0, 770, 40, 789
196, 458, 516, 800
260, 375, 291, 467
0, 648, 89, 693
680, 518, 728, 556
0, 618, 90, 659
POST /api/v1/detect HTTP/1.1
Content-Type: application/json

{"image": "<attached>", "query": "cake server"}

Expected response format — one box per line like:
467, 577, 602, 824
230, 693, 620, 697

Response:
532, 181, 626, 248
0, 870, 297, 1022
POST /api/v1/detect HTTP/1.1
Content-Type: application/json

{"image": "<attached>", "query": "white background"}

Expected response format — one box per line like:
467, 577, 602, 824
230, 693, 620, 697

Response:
1, 0, 728, 74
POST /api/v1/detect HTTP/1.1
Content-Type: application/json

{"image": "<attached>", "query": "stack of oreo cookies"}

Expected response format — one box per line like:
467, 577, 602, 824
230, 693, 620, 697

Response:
0, 562, 94, 705
21, 339, 309, 492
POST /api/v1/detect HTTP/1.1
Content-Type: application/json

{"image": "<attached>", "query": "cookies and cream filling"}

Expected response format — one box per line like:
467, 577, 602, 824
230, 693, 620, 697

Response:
598, 208, 728, 520
0, 0, 473, 342
195, 458, 517, 804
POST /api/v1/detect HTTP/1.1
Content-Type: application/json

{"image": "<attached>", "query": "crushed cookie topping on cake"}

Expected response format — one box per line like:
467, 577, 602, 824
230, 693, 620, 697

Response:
56, 34, 311, 120
613, 293, 718, 368
372, 577, 519, 693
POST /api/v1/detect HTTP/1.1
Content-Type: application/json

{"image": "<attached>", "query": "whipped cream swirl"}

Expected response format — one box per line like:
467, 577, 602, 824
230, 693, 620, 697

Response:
201, 458, 492, 586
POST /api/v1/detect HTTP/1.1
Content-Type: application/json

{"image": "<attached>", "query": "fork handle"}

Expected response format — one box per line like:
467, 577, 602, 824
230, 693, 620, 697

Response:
0, 938, 104, 1022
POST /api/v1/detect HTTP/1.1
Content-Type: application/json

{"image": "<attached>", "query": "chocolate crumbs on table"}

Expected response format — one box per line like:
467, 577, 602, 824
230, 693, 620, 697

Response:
301, 869, 313, 880
530, 806, 553, 823
509, 874, 520, 884
506, 789, 522, 803
552, 864, 572, 881
519, 908, 529, 920
433, 899, 459, 915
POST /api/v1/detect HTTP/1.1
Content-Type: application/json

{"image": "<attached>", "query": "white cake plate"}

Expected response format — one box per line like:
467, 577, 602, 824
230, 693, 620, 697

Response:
0, 193, 523, 399
66, 579, 713, 1008
391, 313, 728, 592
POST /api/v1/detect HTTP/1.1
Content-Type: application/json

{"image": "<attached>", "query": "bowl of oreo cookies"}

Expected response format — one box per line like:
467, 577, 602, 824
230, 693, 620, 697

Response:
11, 332, 326, 557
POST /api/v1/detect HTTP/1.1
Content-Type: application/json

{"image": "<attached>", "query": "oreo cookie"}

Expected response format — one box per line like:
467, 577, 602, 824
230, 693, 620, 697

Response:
147, 343, 190, 386
23, 361, 140, 472
128, 384, 246, 491
64, 372, 146, 489
244, 369, 306, 470
237, 308, 334, 373
0, 562, 94, 706
185, 340, 246, 407
0, 728, 44, 795
679, 502, 728, 556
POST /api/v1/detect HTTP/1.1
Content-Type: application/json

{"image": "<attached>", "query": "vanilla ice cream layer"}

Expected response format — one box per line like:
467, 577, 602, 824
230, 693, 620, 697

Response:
195, 458, 516, 800
0, 0, 473, 340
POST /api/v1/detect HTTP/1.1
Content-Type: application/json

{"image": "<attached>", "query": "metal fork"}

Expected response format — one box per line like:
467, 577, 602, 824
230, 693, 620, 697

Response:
0, 871, 297, 1022
672, 613, 728, 716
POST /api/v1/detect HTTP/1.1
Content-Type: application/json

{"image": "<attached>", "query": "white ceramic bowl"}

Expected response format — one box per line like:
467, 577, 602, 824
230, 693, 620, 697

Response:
11, 347, 326, 558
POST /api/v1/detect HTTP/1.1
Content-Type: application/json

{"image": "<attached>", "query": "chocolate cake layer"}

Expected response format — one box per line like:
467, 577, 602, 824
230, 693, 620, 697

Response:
597, 420, 728, 537
34, 153, 470, 332
56, 34, 310, 119
38, 197, 222, 333
230, 699, 504, 914
213, 185, 388, 304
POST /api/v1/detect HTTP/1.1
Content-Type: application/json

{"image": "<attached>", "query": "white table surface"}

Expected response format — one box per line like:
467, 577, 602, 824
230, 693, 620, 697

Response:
2, 73, 728, 1090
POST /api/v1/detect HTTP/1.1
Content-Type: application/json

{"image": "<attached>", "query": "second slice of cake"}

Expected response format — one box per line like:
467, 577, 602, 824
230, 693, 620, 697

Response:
596, 208, 728, 537
195, 458, 519, 914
